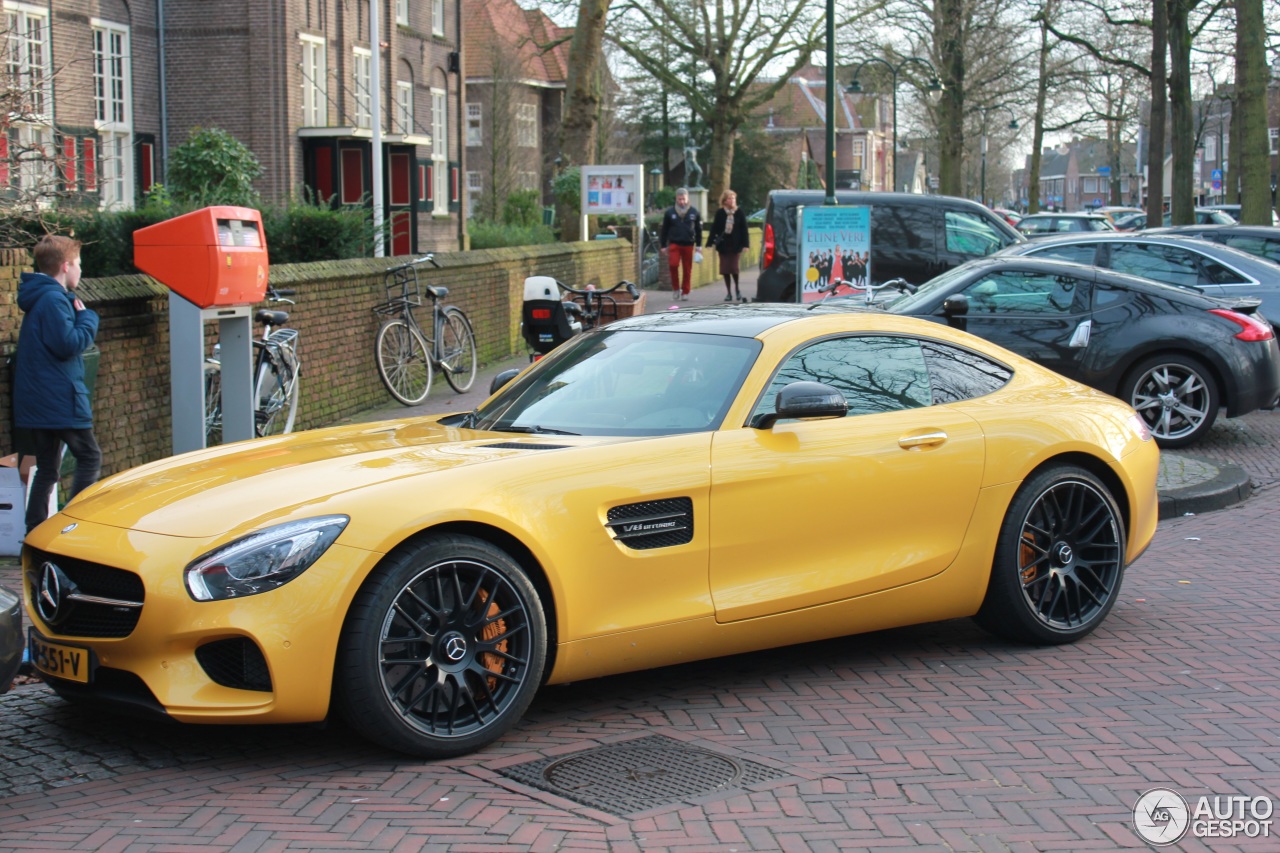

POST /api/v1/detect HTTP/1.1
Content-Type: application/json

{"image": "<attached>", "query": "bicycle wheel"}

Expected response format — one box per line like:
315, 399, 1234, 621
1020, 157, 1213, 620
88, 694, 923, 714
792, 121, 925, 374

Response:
439, 307, 478, 393
640, 240, 661, 288
203, 361, 222, 446
254, 355, 299, 437
376, 318, 433, 405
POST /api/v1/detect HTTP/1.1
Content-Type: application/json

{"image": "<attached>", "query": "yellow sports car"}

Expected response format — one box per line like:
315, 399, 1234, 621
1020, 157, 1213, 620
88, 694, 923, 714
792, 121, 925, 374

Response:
23, 306, 1159, 757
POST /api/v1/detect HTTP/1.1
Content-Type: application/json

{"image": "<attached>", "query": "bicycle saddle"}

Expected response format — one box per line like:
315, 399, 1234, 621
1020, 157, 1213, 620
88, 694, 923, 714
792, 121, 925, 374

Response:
256, 309, 289, 326
426, 285, 448, 299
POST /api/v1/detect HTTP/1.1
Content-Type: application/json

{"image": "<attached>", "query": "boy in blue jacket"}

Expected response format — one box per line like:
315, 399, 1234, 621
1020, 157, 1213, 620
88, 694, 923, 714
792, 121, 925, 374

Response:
15, 235, 101, 533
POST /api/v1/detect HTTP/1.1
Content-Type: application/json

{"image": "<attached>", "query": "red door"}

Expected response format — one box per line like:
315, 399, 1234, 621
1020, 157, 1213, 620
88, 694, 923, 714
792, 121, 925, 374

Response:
389, 151, 413, 256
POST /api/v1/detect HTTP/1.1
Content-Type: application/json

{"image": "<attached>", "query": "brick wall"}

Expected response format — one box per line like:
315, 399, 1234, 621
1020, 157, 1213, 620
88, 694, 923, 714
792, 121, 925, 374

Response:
0, 240, 631, 481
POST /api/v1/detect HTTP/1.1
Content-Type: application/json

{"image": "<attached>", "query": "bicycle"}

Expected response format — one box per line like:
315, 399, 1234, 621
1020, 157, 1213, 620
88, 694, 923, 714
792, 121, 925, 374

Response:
374, 254, 478, 406
639, 227, 662, 288
204, 286, 301, 445
809, 276, 913, 309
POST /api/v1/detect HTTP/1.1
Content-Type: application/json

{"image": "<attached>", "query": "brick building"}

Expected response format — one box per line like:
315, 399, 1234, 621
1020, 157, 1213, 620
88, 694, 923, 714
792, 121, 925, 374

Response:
2, 0, 162, 210
4, 0, 465, 254
461, 0, 568, 218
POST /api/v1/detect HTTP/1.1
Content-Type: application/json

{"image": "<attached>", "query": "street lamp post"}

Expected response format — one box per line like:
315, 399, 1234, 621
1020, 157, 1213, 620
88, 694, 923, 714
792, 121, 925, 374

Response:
847, 58, 941, 193
977, 105, 1018, 207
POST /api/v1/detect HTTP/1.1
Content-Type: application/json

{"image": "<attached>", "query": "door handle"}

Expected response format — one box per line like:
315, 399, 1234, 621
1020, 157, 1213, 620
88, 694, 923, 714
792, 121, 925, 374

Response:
898, 430, 948, 450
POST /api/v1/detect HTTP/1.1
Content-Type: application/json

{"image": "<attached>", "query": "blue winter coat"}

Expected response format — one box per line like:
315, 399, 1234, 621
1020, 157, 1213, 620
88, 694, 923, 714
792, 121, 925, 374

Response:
14, 272, 99, 429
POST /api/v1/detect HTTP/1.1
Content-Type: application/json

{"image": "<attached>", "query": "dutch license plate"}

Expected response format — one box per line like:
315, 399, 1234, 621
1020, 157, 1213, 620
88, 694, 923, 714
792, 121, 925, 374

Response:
28, 630, 92, 684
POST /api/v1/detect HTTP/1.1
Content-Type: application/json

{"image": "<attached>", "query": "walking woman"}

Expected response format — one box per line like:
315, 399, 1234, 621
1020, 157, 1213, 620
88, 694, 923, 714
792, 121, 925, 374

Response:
706, 189, 750, 301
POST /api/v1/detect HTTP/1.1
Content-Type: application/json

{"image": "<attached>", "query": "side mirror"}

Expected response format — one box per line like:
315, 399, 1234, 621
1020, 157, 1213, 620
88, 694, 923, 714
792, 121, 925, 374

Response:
489, 368, 521, 395
752, 381, 848, 430
942, 294, 969, 331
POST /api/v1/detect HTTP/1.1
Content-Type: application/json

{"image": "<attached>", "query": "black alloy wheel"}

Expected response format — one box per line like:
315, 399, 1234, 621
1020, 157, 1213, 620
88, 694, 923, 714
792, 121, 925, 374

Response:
975, 466, 1125, 645
336, 535, 546, 757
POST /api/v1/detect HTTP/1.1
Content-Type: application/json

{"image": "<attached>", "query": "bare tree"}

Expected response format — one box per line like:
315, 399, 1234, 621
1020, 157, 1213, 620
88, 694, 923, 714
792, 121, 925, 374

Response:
1234, 0, 1270, 223
605, 0, 880, 202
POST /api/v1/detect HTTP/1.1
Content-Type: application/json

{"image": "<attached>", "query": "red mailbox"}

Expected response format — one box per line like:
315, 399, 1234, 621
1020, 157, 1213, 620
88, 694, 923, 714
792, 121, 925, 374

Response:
134, 206, 269, 308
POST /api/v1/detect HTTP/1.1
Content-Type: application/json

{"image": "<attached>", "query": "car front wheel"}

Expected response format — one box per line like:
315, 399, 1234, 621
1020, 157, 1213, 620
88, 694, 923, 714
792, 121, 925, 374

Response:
335, 534, 547, 757
974, 465, 1126, 645
1121, 353, 1219, 447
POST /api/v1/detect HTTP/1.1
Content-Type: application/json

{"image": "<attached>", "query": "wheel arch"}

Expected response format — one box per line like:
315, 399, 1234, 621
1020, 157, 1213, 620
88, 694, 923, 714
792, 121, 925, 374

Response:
1112, 347, 1232, 411
1019, 451, 1132, 541
340, 520, 560, 682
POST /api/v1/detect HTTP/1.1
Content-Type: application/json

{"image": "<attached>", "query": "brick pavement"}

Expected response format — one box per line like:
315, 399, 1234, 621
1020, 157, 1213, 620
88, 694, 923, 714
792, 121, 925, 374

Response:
4, 272, 1280, 850
3, 470, 1280, 849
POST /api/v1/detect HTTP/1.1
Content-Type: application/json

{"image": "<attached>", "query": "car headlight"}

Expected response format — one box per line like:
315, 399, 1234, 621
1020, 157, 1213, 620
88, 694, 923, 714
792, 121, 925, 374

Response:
185, 515, 349, 602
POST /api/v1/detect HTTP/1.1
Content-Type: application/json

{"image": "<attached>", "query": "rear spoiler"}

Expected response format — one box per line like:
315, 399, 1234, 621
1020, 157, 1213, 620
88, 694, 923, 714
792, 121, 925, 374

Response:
1216, 296, 1263, 315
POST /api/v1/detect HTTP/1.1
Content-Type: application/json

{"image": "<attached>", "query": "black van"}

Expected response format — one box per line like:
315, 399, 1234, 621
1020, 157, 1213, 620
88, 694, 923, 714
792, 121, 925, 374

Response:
757, 191, 1024, 302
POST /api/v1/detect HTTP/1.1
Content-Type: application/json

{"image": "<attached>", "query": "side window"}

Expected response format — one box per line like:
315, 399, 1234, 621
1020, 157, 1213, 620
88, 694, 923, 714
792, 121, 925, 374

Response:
1062, 219, 1088, 232
1199, 258, 1250, 285
1028, 242, 1098, 265
1019, 218, 1051, 235
960, 271, 1089, 315
1223, 235, 1280, 264
754, 336, 932, 420
945, 210, 1008, 256
873, 204, 935, 252
1107, 243, 1200, 289
922, 342, 1012, 403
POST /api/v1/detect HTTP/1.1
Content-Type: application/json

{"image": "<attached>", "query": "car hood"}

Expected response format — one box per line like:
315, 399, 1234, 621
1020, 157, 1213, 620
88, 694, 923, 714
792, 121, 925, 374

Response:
59, 417, 614, 538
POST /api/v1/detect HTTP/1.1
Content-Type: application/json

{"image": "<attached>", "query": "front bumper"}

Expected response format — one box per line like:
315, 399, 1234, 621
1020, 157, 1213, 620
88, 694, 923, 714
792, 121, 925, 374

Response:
21, 518, 380, 724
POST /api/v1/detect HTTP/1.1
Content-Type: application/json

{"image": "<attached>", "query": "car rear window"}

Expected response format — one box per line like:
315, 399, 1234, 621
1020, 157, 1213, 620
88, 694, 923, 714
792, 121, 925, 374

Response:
1222, 235, 1280, 264
945, 211, 1011, 256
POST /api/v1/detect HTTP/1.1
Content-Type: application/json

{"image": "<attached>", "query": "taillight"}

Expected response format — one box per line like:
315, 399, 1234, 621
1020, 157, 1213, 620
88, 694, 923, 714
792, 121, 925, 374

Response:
532, 308, 551, 319
1209, 308, 1275, 341
762, 223, 775, 269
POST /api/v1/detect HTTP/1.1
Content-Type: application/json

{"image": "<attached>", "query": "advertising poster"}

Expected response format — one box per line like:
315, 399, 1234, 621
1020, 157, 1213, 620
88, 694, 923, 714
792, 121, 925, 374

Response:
581, 165, 643, 216
796, 206, 872, 304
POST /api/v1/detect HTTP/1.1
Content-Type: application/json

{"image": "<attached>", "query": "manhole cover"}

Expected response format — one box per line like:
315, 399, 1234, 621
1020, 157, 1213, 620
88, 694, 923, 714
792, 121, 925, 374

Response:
499, 734, 787, 816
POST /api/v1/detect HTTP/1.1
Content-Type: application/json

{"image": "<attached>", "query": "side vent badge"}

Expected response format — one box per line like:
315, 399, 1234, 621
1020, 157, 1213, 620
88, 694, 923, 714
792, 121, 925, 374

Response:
605, 498, 694, 550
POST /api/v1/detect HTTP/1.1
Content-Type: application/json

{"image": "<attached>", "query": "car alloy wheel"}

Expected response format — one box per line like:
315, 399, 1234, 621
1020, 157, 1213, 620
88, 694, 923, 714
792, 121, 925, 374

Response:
336, 535, 546, 757
975, 466, 1125, 645
1122, 354, 1219, 448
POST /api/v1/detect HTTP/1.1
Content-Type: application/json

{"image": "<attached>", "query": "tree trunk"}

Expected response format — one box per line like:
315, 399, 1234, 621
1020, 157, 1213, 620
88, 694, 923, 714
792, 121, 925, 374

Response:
707, 114, 736, 204
934, 0, 966, 197
556, 0, 611, 241
1146, 0, 1167, 222
1235, 0, 1270, 223
1167, 0, 1194, 224
1028, 6, 1052, 214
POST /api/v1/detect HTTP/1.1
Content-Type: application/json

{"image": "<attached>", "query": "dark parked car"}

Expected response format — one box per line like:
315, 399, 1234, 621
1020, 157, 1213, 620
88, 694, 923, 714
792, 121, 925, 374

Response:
1000, 232, 1280, 321
1016, 213, 1115, 238
1199, 205, 1280, 226
1, 584, 21, 693
884, 256, 1280, 447
1147, 225, 1280, 265
757, 191, 1023, 302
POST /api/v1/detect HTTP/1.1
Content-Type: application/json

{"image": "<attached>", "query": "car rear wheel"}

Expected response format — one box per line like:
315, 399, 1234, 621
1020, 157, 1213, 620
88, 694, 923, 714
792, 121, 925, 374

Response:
1121, 354, 1219, 447
974, 465, 1125, 645
335, 534, 547, 757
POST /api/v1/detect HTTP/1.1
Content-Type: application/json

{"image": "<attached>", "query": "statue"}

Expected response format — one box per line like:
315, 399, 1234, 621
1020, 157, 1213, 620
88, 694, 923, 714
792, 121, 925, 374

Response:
684, 137, 703, 190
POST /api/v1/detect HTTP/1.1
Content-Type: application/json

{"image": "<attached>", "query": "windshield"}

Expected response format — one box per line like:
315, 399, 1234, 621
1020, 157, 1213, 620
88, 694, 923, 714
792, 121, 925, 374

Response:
883, 264, 977, 312
471, 330, 762, 436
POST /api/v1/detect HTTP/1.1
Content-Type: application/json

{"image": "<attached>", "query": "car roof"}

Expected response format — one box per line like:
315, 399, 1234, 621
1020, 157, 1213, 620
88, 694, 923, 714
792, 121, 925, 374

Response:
998, 231, 1279, 271
1151, 224, 1280, 238
1020, 212, 1108, 219
922, 255, 1232, 307
765, 190, 994, 214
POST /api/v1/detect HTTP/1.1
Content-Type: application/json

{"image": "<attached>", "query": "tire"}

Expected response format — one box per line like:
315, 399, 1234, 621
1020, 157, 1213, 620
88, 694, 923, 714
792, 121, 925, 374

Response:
974, 465, 1126, 645
440, 308, 478, 393
203, 362, 222, 446
254, 357, 299, 437
1120, 353, 1219, 448
335, 534, 547, 757
376, 319, 433, 405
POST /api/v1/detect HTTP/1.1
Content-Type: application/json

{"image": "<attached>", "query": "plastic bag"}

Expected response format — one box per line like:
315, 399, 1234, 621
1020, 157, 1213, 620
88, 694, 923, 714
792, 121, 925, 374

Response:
694, 249, 704, 264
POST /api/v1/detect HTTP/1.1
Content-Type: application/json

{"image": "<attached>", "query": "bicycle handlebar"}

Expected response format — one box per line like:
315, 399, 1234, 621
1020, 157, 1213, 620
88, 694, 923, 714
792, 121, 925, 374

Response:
556, 279, 640, 299
386, 254, 441, 274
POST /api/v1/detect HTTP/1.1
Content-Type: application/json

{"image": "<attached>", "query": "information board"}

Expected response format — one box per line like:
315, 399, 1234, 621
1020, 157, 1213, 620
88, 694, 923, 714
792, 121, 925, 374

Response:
796, 206, 872, 304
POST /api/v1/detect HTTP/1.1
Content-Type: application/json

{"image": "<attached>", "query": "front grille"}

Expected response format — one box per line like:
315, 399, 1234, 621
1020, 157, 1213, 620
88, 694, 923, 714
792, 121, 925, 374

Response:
196, 638, 272, 692
25, 548, 145, 638
605, 498, 694, 550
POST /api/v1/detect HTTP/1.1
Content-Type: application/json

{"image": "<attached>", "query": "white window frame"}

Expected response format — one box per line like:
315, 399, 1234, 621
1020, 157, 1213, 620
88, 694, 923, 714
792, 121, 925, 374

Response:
395, 81, 413, 134
92, 18, 132, 209
5, 2, 51, 121
396, 0, 409, 25
431, 87, 448, 214
1270, 128, 1278, 156
516, 103, 537, 148
1205, 135, 1217, 163
433, 0, 445, 36
300, 34, 327, 127
466, 170, 482, 216
520, 170, 538, 190
353, 47, 372, 129
466, 103, 482, 147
